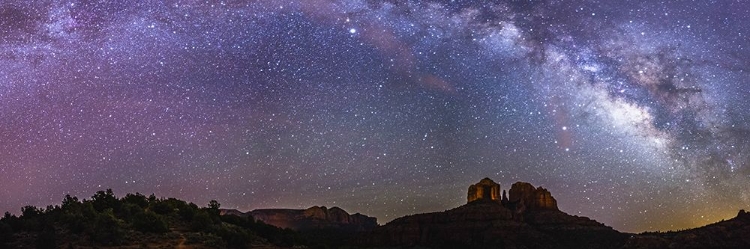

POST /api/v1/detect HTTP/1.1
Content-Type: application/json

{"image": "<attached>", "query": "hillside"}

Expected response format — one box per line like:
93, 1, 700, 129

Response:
0, 190, 322, 249
2, 179, 749, 248
623, 210, 750, 249
362, 179, 628, 249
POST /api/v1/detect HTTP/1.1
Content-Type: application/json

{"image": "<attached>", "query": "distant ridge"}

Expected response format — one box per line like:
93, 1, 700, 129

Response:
623, 209, 750, 249
2, 180, 747, 248
220, 206, 377, 231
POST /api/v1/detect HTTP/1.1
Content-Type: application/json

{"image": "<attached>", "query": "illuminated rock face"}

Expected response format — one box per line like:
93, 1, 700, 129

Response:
467, 177, 501, 203
509, 182, 558, 210
467, 178, 557, 210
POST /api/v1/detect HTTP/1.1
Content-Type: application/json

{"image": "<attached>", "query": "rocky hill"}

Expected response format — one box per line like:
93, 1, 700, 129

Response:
363, 178, 628, 249
623, 210, 750, 249
221, 206, 377, 231
0, 190, 310, 248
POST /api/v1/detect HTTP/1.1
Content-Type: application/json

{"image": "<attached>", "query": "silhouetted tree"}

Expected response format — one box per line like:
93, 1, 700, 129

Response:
132, 211, 169, 234
61, 195, 79, 209
150, 199, 174, 215
191, 210, 214, 232
60, 199, 87, 234
178, 202, 198, 221
21, 205, 41, 218
118, 202, 143, 222
90, 209, 124, 246
0, 220, 12, 246
36, 222, 56, 249
208, 200, 221, 219
216, 225, 251, 249
2, 212, 19, 233
91, 189, 119, 212
121, 192, 149, 208
0, 190, 325, 248
20, 206, 42, 231
209, 200, 221, 210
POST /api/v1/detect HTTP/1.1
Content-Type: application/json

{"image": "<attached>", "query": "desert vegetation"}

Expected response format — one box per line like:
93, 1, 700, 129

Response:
0, 190, 320, 248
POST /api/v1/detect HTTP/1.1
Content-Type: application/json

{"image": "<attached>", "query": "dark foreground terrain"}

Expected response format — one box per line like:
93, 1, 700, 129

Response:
622, 210, 750, 249
361, 201, 750, 249
1, 180, 748, 248
0, 189, 351, 248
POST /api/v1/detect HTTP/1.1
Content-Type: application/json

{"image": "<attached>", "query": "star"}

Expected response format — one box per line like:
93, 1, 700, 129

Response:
0, 0, 747, 234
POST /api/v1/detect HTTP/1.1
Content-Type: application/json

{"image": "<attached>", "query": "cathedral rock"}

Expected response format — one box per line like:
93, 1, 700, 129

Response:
365, 177, 623, 248
467, 178, 558, 211
467, 177, 501, 202
509, 182, 558, 210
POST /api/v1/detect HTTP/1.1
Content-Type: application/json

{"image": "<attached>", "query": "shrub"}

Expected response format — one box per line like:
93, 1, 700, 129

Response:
191, 210, 214, 232
91, 209, 124, 246
132, 211, 169, 234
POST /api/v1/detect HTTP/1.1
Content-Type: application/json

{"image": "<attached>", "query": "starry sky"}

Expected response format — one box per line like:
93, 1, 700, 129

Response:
1, 0, 748, 233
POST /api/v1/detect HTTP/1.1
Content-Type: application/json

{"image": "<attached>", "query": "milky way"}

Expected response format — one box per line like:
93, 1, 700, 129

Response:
1, 0, 748, 232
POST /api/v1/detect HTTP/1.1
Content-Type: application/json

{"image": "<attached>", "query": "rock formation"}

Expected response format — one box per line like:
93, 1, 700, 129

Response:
219, 208, 244, 216
509, 182, 559, 210
466, 178, 558, 212
223, 206, 377, 231
363, 178, 625, 249
467, 177, 501, 202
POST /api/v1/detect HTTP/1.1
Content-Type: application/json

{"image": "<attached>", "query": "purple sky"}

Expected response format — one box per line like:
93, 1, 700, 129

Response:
1, 0, 749, 232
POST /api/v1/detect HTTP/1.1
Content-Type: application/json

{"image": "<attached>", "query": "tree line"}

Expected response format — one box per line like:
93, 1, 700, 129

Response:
0, 189, 315, 248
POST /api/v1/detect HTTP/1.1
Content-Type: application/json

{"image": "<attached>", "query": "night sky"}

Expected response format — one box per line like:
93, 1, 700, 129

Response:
1, 0, 749, 233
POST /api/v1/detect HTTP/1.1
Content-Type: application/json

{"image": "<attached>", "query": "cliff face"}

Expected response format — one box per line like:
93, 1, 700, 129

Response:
467, 180, 558, 212
247, 206, 377, 231
509, 182, 558, 211
467, 177, 501, 202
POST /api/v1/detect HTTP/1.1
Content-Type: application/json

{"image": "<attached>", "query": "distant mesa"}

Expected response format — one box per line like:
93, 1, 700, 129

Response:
221, 206, 377, 231
218, 208, 244, 217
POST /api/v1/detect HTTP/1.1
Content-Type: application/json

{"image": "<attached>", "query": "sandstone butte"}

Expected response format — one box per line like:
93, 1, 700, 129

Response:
363, 177, 627, 249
